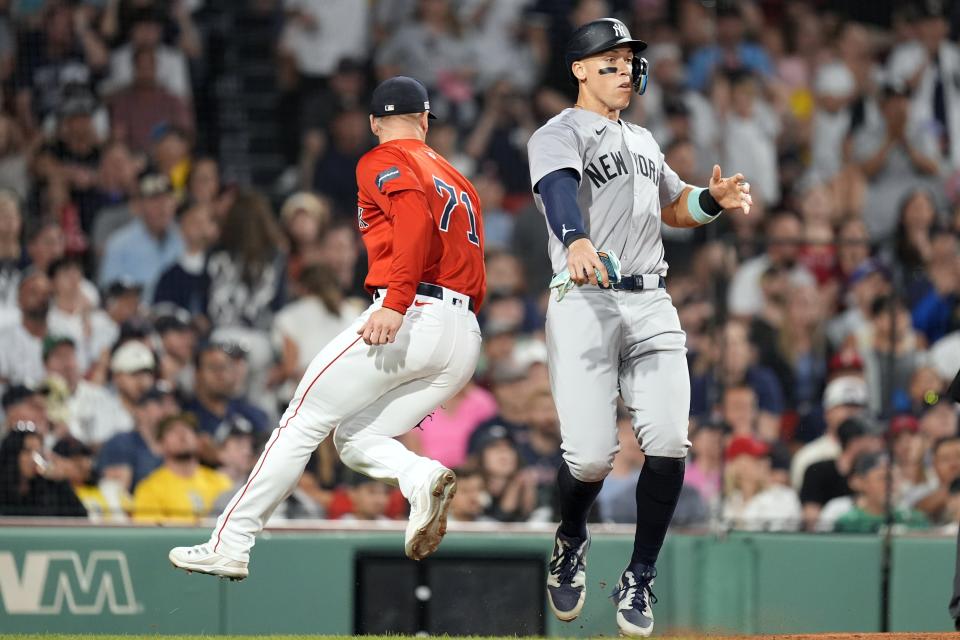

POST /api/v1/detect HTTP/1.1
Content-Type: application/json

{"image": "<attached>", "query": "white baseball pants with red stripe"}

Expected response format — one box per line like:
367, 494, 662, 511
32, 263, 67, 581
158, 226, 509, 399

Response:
210, 288, 481, 562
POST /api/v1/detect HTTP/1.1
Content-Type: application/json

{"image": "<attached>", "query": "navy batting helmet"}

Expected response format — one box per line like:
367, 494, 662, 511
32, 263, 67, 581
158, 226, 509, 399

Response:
565, 18, 649, 94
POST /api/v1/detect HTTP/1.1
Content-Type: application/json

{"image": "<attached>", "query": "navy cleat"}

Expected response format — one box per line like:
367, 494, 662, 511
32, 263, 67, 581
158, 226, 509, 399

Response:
546, 530, 590, 621
611, 563, 657, 637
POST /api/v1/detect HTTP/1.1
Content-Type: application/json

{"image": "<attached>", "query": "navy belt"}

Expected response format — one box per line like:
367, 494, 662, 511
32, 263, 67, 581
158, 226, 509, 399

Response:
611, 275, 666, 291
374, 283, 475, 312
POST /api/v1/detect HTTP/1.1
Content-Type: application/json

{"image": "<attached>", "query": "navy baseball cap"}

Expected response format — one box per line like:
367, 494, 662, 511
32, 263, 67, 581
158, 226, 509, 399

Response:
848, 259, 890, 287
565, 18, 647, 70
370, 76, 437, 119
53, 436, 93, 459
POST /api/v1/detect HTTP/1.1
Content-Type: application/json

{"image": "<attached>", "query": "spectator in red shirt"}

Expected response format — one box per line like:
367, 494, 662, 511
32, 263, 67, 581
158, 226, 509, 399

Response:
340, 471, 392, 522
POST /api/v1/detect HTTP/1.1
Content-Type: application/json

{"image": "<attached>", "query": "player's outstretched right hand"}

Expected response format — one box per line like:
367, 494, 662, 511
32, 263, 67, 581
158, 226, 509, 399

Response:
567, 238, 608, 287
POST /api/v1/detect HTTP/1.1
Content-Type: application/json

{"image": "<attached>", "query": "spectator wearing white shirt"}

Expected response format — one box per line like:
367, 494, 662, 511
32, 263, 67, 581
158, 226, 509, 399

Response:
273, 263, 364, 395
810, 22, 879, 180
46, 257, 99, 373
0, 189, 24, 317
0, 270, 51, 390
721, 70, 780, 205
889, 413, 936, 506
930, 330, 960, 381
97, 340, 158, 445
846, 82, 943, 242
42, 335, 116, 448
280, 0, 369, 82
375, 0, 478, 126
727, 210, 815, 318
722, 435, 802, 532
816, 494, 854, 532
458, 0, 537, 92
887, 1, 960, 169
279, 0, 368, 152
791, 375, 870, 490
103, 8, 191, 101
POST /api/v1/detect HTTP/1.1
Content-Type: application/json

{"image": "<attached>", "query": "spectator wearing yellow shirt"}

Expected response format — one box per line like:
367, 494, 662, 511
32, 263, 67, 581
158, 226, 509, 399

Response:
133, 413, 231, 523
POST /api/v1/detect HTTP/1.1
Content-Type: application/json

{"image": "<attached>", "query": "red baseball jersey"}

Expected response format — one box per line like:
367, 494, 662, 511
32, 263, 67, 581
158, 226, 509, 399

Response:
356, 138, 486, 314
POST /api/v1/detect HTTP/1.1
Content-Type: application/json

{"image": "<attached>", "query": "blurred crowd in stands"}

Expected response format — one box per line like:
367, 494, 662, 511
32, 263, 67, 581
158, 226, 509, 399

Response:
0, 0, 959, 534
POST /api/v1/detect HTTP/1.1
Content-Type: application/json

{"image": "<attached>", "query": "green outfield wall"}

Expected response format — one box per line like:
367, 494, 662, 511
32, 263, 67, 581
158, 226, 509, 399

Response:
0, 526, 953, 635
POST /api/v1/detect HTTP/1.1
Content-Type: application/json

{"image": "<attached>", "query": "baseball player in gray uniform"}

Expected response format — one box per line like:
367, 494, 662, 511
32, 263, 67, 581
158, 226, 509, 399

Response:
527, 18, 752, 637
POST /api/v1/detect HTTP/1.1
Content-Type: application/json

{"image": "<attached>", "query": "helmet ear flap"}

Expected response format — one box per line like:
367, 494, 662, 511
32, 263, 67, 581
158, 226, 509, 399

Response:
632, 57, 649, 95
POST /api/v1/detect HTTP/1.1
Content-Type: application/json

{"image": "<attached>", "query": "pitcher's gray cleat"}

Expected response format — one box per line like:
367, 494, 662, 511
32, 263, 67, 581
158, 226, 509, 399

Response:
169, 543, 248, 581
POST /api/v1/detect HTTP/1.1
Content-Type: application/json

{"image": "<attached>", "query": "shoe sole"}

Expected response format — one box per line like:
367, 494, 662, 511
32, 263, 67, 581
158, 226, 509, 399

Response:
405, 470, 457, 561
615, 611, 654, 637
169, 550, 248, 581
547, 588, 585, 622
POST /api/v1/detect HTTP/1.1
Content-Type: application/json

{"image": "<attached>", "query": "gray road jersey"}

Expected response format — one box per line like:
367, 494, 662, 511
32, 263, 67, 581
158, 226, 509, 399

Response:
527, 108, 686, 277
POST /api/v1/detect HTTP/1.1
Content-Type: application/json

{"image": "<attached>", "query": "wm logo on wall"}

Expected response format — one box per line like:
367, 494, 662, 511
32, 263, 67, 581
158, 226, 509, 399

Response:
0, 551, 142, 615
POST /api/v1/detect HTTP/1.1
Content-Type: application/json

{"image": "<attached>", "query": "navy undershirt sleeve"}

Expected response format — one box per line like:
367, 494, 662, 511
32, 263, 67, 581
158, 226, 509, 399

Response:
536, 168, 588, 247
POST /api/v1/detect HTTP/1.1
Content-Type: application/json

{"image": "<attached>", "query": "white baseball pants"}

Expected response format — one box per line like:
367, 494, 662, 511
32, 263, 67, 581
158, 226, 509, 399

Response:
210, 287, 481, 562
546, 286, 691, 483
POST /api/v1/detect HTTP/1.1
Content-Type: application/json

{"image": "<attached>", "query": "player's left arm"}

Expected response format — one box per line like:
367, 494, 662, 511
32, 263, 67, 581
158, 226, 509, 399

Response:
661, 164, 752, 228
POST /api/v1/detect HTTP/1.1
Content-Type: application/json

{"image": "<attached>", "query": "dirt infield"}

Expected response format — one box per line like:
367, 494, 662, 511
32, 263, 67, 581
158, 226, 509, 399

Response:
715, 635, 955, 639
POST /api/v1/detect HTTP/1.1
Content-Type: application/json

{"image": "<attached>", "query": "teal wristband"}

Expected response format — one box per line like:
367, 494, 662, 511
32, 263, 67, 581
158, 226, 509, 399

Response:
688, 187, 722, 225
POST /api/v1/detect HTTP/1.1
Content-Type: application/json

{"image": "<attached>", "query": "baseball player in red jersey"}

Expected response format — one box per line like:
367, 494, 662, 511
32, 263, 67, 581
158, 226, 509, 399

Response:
169, 76, 485, 578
